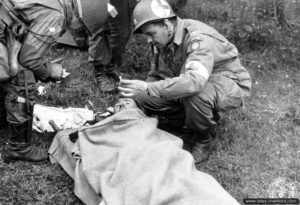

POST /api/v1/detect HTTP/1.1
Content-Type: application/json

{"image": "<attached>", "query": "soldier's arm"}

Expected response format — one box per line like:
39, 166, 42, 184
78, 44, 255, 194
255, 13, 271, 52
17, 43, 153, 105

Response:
146, 33, 214, 100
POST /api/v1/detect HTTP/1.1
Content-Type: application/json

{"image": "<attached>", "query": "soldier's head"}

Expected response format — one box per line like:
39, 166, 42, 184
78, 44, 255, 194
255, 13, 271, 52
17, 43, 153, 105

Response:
133, 0, 177, 47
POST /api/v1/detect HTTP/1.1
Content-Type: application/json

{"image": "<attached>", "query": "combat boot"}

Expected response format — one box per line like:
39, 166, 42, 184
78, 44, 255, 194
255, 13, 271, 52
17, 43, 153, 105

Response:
2, 122, 48, 163
94, 65, 118, 93
192, 127, 216, 164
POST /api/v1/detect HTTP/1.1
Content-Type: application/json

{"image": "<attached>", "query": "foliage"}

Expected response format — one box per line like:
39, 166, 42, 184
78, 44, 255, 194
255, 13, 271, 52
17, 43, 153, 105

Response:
178, 0, 299, 53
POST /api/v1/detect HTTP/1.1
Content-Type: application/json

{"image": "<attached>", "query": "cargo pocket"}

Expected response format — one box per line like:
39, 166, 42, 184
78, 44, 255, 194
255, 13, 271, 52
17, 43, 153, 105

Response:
212, 74, 244, 113
217, 94, 244, 113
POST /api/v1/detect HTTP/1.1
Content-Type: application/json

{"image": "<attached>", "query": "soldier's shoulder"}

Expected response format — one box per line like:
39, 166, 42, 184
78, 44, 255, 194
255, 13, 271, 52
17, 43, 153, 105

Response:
183, 19, 205, 41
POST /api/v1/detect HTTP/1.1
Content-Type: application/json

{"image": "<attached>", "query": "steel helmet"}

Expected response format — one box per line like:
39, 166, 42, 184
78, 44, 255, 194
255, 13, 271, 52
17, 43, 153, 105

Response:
133, 0, 176, 34
74, 0, 108, 34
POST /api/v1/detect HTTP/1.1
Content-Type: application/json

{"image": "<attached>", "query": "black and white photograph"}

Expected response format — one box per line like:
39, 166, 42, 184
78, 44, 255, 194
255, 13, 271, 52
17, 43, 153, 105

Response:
0, 0, 299, 204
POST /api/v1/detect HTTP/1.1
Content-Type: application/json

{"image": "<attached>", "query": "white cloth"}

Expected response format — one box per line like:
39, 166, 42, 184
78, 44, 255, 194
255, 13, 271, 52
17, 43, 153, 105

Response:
33, 104, 94, 132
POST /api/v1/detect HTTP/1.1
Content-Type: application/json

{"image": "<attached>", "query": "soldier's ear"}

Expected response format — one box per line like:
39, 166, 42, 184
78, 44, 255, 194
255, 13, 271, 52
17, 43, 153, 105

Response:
164, 19, 169, 27
164, 19, 172, 36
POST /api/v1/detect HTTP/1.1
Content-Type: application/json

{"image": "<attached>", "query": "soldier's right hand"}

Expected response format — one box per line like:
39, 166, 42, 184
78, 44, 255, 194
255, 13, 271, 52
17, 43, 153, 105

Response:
49, 63, 63, 81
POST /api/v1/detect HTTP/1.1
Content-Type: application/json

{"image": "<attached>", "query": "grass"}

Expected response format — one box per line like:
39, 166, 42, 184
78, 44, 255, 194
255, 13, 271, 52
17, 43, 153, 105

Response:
1, 0, 300, 204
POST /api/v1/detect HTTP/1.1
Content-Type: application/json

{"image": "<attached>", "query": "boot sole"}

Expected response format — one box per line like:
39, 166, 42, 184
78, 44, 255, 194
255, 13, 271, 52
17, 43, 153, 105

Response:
0, 153, 49, 164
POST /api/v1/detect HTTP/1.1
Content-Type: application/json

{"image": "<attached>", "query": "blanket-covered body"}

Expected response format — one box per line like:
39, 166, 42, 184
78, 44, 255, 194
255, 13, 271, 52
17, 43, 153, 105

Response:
49, 109, 240, 205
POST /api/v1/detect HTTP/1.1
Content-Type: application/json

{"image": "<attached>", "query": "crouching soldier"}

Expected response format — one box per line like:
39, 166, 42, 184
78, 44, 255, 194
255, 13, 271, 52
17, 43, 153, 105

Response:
0, 0, 107, 162
0, 0, 65, 162
118, 0, 252, 164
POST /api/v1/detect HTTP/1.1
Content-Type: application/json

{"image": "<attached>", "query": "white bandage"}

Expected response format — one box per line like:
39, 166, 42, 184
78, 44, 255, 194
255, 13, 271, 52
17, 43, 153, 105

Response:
185, 61, 209, 80
17, 96, 26, 103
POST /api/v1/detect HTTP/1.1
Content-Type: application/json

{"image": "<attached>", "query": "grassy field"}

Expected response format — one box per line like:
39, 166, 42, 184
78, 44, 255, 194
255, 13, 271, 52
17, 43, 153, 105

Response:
0, 0, 299, 204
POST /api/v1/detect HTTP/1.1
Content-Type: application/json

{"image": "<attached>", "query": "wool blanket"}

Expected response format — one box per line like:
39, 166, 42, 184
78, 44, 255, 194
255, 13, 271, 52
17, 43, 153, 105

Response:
49, 108, 240, 205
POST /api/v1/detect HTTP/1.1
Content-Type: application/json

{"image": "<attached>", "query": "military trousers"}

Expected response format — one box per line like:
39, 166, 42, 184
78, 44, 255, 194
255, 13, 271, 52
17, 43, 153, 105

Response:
109, 0, 135, 65
141, 60, 251, 132
0, 51, 36, 125
88, 0, 135, 66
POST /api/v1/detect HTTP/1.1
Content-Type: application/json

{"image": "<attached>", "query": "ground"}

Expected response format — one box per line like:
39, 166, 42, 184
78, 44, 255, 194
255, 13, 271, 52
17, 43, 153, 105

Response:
0, 0, 299, 204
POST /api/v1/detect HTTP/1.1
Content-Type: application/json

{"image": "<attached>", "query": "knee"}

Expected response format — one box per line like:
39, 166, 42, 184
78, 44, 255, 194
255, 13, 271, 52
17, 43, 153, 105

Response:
18, 54, 40, 70
139, 96, 164, 113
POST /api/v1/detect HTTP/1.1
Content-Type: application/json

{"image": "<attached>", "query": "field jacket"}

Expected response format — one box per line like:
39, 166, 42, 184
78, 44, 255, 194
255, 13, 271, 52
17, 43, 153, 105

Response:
147, 17, 251, 100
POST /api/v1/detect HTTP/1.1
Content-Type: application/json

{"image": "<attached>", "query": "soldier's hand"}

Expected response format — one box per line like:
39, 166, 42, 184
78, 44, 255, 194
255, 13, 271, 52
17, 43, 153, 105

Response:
49, 63, 63, 81
11, 0, 35, 9
118, 79, 148, 98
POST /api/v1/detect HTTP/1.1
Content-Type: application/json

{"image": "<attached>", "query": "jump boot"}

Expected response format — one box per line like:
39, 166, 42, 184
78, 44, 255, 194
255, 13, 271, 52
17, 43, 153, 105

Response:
192, 127, 216, 164
94, 64, 119, 93
2, 120, 48, 163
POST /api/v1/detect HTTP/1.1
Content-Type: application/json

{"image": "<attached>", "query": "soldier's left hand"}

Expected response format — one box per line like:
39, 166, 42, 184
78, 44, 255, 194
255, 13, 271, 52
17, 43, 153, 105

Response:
11, 0, 35, 9
118, 79, 148, 97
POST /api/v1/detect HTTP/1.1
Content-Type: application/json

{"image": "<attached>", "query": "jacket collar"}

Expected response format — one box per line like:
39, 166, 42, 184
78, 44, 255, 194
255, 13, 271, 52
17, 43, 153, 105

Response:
166, 17, 184, 52
173, 17, 185, 46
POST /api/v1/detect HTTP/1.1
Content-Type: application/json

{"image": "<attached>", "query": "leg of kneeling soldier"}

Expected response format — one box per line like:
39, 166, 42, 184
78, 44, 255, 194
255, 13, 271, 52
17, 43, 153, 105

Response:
183, 80, 219, 164
2, 69, 48, 163
139, 95, 186, 133
183, 73, 248, 164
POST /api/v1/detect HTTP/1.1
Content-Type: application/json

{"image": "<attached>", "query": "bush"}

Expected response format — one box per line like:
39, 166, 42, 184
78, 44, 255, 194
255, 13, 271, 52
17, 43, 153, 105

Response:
177, 0, 292, 52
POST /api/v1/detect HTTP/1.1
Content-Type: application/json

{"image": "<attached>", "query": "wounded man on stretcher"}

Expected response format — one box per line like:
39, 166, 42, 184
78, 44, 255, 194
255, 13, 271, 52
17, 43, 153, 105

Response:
48, 97, 240, 205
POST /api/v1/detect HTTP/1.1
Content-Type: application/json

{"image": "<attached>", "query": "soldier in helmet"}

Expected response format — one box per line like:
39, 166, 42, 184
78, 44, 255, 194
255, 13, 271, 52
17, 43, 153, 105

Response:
0, 0, 67, 162
118, 0, 252, 164
0, 0, 115, 162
